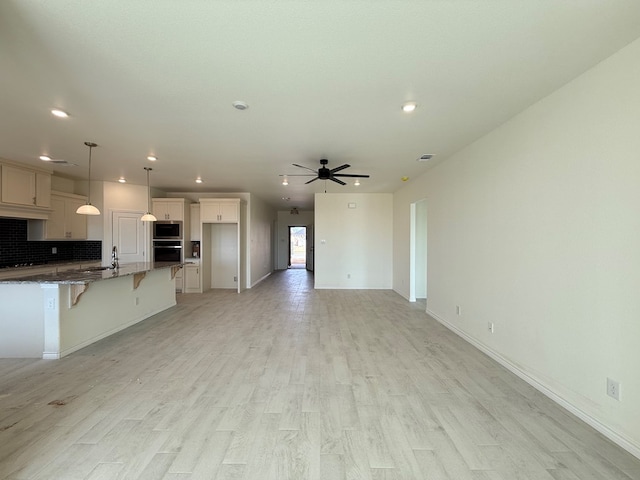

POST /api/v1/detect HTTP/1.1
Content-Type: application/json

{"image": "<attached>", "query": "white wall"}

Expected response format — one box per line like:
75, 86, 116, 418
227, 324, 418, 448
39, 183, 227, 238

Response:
0, 284, 44, 357
249, 194, 276, 286
393, 38, 640, 456
315, 193, 392, 289
101, 181, 150, 263
276, 209, 315, 270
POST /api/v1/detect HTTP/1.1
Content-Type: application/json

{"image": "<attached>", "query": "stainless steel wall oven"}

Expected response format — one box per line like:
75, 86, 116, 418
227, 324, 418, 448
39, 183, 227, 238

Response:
153, 240, 182, 263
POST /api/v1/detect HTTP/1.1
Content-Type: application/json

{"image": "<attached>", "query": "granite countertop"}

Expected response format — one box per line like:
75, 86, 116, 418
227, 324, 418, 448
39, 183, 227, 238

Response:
0, 262, 182, 285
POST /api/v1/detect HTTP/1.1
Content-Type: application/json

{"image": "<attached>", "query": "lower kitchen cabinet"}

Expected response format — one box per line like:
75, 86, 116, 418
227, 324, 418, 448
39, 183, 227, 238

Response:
184, 263, 201, 293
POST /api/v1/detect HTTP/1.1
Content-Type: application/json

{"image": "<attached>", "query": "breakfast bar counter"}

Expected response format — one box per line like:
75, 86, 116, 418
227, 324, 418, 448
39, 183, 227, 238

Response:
0, 262, 182, 359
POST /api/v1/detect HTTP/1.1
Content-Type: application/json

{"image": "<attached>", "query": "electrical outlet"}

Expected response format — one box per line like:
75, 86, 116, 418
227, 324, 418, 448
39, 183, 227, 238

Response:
52, 247, 57, 254
347, 273, 351, 279
456, 305, 462, 316
488, 322, 494, 333
607, 378, 621, 400
47, 298, 55, 310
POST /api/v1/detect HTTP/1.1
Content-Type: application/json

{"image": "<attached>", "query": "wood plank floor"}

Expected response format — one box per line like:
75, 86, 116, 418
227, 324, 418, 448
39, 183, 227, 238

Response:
1, 269, 639, 479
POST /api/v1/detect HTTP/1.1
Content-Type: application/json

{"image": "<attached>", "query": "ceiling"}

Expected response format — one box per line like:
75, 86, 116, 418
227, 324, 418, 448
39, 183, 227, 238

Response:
2, 1, 640, 211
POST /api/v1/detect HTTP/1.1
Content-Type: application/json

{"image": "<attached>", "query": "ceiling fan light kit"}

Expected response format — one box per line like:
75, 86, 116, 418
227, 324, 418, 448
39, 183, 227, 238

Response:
285, 158, 370, 187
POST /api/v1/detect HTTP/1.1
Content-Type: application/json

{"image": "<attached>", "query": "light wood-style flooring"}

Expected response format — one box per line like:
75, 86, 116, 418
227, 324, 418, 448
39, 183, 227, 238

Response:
1, 269, 639, 479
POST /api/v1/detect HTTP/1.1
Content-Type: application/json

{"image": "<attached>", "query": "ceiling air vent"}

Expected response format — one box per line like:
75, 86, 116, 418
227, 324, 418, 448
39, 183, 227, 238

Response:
49, 160, 78, 167
417, 154, 434, 162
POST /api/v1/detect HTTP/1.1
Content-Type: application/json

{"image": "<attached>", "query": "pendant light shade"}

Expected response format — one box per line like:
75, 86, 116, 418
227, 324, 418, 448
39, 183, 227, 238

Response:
141, 167, 157, 222
76, 142, 101, 215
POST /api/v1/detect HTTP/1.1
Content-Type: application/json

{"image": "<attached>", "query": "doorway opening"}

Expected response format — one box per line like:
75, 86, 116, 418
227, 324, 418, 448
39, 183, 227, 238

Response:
288, 226, 307, 269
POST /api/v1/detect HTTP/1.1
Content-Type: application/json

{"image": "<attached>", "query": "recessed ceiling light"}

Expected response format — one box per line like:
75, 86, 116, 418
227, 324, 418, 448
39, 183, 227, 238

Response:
118, 177, 126, 183
417, 154, 434, 162
282, 177, 289, 186
51, 109, 69, 118
39, 155, 52, 161
232, 101, 249, 110
354, 179, 360, 186
195, 177, 203, 184
147, 155, 157, 161
401, 102, 417, 113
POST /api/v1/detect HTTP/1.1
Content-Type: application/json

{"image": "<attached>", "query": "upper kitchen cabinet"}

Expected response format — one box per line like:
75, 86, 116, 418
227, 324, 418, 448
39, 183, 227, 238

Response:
28, 191, 87, 240
152, 198, 187, 221
0, 163, 51, 209
199, 199, 240, 223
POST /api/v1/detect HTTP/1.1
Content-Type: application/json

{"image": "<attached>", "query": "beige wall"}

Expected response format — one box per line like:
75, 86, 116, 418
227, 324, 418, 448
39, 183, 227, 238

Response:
393, 38, 640, 456
248, 193, 277, 286
315, 193, 392, 289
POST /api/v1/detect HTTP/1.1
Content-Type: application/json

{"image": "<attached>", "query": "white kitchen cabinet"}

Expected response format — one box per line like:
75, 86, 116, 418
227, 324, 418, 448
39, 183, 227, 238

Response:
184, 263, 201, 293
1, 164, 51, 208
152, 198, 186, 221
28, 192, 87, 240
199, 199, 239, 223
190, 203, 200, 241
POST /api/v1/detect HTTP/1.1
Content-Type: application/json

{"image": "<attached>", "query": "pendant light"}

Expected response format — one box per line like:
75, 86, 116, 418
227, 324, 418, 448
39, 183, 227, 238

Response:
141, 167, 157, 222
76, 142, 101, 215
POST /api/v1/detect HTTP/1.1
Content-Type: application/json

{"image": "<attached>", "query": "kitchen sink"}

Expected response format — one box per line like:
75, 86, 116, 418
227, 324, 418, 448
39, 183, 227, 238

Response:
83, 266, 114, 272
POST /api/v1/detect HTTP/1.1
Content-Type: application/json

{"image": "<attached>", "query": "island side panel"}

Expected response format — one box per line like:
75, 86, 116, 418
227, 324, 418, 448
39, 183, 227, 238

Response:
0, 284, 45, 358
59, 268, 177, 357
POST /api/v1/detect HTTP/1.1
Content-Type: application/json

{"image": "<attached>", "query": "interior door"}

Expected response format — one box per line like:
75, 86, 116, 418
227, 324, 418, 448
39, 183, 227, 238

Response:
306, 224, 314, 272
112, 211, 148, 263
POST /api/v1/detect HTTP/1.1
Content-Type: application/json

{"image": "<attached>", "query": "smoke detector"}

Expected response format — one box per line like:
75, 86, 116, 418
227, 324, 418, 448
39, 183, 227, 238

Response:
232, 101, 249, 110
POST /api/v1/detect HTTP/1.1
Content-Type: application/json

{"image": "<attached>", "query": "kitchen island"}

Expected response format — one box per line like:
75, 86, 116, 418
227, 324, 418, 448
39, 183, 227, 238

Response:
0, 262, 181, 359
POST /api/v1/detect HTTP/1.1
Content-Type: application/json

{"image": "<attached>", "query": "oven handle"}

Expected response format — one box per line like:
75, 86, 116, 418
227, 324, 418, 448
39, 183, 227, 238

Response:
154, 246, 183, 249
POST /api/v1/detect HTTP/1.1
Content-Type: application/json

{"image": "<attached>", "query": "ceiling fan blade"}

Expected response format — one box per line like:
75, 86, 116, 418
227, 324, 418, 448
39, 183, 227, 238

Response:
293, 163, 317, 173
330, 177, 347, 185
305, 177, 320, 184
333, 173, 370, 178
330, 164, 350, 174
279, 174, 315, 177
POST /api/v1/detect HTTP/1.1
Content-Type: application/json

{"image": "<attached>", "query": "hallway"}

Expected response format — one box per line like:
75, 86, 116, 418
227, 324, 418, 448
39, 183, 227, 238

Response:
1, 269, 639, 479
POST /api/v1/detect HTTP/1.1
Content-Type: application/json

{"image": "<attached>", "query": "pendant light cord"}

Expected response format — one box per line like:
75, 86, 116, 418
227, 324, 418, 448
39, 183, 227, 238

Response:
145, 167, 152, 213
84, 141, 98, 205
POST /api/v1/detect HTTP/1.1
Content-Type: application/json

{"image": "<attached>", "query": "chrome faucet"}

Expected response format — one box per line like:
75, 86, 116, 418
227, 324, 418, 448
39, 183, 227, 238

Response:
111, 246, 119, 269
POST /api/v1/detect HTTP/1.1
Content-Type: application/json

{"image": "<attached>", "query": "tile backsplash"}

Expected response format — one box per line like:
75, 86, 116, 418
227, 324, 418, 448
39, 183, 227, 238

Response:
0, 218, 101, 267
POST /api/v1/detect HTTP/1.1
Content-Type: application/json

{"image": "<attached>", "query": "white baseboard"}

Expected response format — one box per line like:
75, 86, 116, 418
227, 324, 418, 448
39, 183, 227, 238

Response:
251, 271, 272, 288
426, 308, 640, 461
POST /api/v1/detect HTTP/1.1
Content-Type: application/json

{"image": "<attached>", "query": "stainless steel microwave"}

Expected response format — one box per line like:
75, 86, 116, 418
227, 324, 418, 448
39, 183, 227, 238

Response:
153, 221, 182, 239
